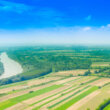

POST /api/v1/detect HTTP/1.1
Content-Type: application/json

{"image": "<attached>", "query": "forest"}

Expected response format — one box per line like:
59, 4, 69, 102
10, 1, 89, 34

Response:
0, 45, 110, 85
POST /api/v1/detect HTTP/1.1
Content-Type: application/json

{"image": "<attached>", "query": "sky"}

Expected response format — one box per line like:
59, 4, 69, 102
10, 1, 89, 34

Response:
0, 0, 110, 45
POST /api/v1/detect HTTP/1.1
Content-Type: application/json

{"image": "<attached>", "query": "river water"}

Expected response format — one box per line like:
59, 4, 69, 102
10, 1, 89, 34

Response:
0, 52, 23, 79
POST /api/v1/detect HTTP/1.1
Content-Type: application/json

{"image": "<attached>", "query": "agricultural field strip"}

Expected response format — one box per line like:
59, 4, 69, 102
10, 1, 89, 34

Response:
5, 103, 28, 110
78, 78, 110, 110
83, 77, 100, 85
4, 77, 82, 110
47, 85, 91, 110
0, 77, 63, 94
27, 77, 63, 87
67, 90, 100, 110
54, 69, 97, 76
0, 77, 80, 102
0, 74, 64, 90
23, 76, 80, 93
47, 77, 100, 110
0, 77, 52, 91
95, 78, 110, 86
33, 85, 93, 110
4, 77, 95, 110
26, 85, 82, 110
90, 78, 110, 86
0, 84, 63, 110
102, 82, 110, 91
62, 77, 82, 85
0, 81, 27, 90
24, 76, 97, 105
0, 76, 100, 110
4, 78, 95, 110
63, 76, 93, 85
11, 85, 77, 110
24, 77, 96, 106
0, 77, 76, 101
24, 85, 76, 106
71, 77, 99, 86
13, 78, 63, 93
54, 77, 79, 85
0, 82, 58, 102
68, 77, 100, 87
0, 76, 98, 101
34, 86, 92, 110
72, 80, 110, 110
53, 86, 98, 110
78, 84, 110, 110
0, 84, 28, 94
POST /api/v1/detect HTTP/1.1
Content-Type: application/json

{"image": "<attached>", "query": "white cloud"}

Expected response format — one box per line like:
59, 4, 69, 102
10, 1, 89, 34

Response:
101, 26, 105, 29
82, 27, 91, 31
1, 26, 110, 45
107, 24, 110, 28
100, 24, 110, 30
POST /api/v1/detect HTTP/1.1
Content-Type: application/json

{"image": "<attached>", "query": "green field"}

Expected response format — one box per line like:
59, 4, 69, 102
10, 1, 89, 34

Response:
0, 74, 110, 110
104, 104, 110, 110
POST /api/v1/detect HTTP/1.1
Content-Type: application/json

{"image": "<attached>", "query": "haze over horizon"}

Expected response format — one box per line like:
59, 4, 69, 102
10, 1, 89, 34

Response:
0, 0, 110, 45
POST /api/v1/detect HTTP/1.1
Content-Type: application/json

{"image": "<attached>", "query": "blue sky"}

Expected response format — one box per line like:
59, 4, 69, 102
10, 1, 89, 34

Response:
0, 0, 110, 45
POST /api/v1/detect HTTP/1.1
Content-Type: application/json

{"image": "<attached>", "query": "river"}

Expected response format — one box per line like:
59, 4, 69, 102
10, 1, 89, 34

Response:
0, 52, 23, 79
